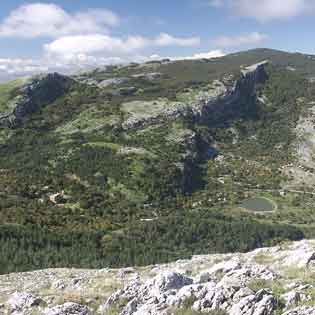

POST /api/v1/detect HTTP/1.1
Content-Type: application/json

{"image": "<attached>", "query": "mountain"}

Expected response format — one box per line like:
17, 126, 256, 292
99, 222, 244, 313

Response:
1, 48, 315, 273
1, 239, 315, 315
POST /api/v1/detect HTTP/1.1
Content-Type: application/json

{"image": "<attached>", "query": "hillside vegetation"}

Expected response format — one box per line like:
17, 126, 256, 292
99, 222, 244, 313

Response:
1, 49, 315, 273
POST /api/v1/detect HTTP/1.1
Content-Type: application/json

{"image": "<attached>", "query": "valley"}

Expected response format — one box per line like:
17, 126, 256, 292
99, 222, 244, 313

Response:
0, 48, 315, 274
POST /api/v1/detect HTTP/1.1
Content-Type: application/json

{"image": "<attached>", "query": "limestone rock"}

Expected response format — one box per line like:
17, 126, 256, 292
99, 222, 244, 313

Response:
0, 73, 73, 127
98, 77, 129, 87
102, 268, 276, 315
8, 292, 43, 311
131, 72, 162, 81
282, 306, 315, 315
281, 290, 301, 309
44, 302, 88, 315
153, 271, 193, 292
230, 289, 276, 315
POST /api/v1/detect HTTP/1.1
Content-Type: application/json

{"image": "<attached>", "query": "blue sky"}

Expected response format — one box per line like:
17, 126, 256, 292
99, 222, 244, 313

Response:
0, 0, 314, 78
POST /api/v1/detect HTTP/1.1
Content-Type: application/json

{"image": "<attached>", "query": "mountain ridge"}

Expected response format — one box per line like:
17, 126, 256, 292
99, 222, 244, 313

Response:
0, 48, 314, 274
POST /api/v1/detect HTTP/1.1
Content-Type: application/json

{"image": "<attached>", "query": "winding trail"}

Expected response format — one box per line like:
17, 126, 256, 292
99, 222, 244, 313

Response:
250, 188, 315, 196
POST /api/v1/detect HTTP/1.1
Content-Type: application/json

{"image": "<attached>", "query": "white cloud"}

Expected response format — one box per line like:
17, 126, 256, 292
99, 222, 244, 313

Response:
44, 35, 146, 56
155, 33, 200, 46
0, 3, 119, 38
187, 50, 225, 59
213, 32, 268, 47
0, 2, 203, 81
0, 55, 106, 78
169, 50, 225, 61
216, 0, 315, 21
0, 48, 226, 80
233, 0, 310, 21
44, 33, 200, 57
0, 58, 49, 75
0, 3, 203, 80
150, 50, 225, 62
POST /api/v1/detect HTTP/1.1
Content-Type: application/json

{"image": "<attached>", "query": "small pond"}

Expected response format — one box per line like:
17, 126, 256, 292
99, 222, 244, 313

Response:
206, 147, 219, 159
240, 197, 276, 212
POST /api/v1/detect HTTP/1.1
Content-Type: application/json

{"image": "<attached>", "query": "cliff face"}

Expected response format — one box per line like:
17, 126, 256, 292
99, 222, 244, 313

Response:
1, 239, 315, 315
0, 73, 73, 127
121, 61, 269, 130
196, 60, 268, 125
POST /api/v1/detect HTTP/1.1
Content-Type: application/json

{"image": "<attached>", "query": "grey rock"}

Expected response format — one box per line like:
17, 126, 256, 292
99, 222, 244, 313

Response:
0, 73, 72, 127
218, 264, 276, 288
44, 302, 88, 315
282, 306, 315, 315
153, 271, 193, 292
281, 290, 301, 309
230, 289, 276, 315
232, 287, 255, 303
208, 259, 241, 277
98, 77, 129, 88
8, 292, 43, 311
102, 267, 277, 315
121, 299, 138, 315
131, 72, 162, 81
194, 272, 212, 284
167, 284, 205, 307
117, 267, 136, 279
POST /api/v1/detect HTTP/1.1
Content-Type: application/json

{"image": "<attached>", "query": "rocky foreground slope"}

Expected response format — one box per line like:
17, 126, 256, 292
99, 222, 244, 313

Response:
2, 240, 315, 315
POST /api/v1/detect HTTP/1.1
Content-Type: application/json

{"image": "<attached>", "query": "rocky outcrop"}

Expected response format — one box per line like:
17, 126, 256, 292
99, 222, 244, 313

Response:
194, 60, 268, 125
229, 289, 275, 315
0, 73, 73, 127
44, 302, 88, 315
1, 240, 315, 315
283, 102, 315, 189
283, 306, 315, 315
100, 263, 277, 315
98, 77, 129, 87
76, 76, 130, 88
121, 100, 189, 130
121, 61, 268, 130
131, 72, 162, 81
8, 292, 43, 312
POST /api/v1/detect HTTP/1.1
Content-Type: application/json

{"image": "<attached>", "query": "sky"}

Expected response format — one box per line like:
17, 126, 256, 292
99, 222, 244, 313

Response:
0, 0, 314, 79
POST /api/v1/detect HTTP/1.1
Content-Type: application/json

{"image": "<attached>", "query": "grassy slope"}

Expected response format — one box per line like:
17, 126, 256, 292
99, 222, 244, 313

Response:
0, 78, 28, 112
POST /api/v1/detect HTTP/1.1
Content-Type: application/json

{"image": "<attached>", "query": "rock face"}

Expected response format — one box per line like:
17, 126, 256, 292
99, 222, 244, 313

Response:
121, 61, 268, 130
283, 306, 315, 315
44, 302, 89, 315
284, 102, 315, 189
121, 99, 189, 130
8, 292, 43, 311
195, 60, 268, 125
0, 73, 73, 127
101, 264, 277, 315
229, 289, 275, 315
98, 77, 129, 87
131, 72, 162, 81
